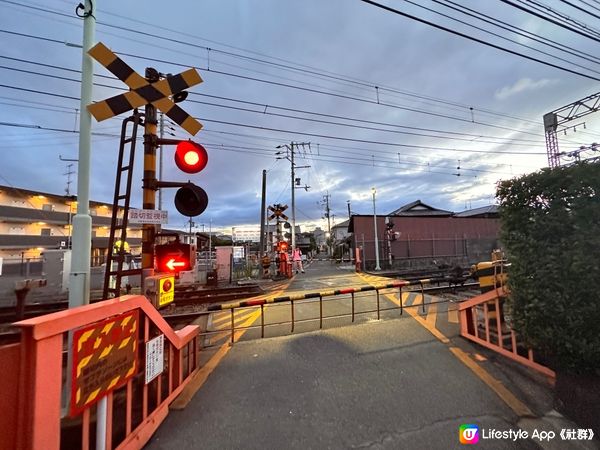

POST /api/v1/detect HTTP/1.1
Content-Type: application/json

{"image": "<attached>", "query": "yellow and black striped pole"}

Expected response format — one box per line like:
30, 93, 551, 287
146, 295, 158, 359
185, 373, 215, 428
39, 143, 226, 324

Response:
142, 68, 159, 273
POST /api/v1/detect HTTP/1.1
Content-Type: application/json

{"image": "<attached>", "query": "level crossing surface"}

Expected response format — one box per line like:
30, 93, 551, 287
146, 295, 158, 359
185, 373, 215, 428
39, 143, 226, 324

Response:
147, 261, 593, 450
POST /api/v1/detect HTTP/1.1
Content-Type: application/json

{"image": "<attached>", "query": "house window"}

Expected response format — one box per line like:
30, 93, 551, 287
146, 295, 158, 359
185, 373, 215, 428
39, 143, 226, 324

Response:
42, 204, 54, 211
40, 228, 51, 236
9, 227, 25, 235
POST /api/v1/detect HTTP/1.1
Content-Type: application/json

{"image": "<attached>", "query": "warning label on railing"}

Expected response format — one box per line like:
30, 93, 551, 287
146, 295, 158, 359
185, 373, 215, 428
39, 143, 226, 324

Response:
70, 310, 138, 416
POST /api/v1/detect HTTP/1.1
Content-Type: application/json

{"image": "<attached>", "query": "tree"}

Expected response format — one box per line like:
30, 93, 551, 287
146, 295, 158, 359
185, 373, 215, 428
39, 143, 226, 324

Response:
496, 162, 600, 374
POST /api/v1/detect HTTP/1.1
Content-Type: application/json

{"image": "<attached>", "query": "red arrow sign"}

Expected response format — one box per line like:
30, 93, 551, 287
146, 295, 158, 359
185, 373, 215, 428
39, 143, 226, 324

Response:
166, 259, 186, 271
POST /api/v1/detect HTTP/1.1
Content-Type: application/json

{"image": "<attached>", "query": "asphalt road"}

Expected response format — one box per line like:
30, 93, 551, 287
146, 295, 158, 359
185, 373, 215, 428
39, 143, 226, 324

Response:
147, 261, 597, 450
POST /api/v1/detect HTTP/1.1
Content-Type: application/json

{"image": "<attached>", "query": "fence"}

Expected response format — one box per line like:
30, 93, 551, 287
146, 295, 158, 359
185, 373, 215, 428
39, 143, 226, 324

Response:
203, 278, 446, 344
458, 278, 554, 378
0, 257, 43, 276
0, 295, 199, 450
356, 236, 497, 270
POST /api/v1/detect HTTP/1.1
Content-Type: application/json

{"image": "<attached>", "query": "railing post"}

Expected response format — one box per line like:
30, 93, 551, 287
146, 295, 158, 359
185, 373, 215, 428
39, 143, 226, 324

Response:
483, 302, 490, 343
16, 329, 63, 450
230, 308, 235, 344
290, 300, 295, 333
260, 304, 264, 338
420, 282, 426, 314
398, 286, 403, 315
495, 297, 503, 348
351, 292, 355, 322
319, 295, 323, 329
376, 289, 380, 320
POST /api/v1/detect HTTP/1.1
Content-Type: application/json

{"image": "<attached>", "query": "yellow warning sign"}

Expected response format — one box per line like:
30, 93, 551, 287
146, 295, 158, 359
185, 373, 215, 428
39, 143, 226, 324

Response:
70, 310, 138, 416
159, 276, 175, 307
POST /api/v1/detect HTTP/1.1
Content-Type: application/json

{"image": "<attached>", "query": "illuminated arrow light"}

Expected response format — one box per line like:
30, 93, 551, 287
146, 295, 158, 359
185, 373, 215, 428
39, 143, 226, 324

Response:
166, 259, 186, 271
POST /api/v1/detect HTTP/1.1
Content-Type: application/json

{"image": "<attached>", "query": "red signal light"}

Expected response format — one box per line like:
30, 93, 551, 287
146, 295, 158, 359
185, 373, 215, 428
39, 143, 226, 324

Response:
174, 141, 208, 174
155, 242, 193, 273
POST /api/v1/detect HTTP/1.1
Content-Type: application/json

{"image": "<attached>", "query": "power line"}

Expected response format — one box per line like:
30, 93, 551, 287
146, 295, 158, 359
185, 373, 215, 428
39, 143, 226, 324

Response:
499, 0, 600, 43
523, 0, 600, 37
436, 0, 600, 66
359, 0, 600, 81
403, 0, 600, 76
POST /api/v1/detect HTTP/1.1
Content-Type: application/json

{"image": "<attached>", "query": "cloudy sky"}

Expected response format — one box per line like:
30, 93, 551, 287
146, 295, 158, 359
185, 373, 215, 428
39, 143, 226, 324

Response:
2, 0, 600, 234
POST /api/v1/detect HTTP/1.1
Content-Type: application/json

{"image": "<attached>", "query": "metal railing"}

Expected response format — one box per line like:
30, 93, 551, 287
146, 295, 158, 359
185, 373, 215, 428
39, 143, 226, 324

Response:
200, 278, 457, 345
458, 282, 555, 378
2, 295, 199, 450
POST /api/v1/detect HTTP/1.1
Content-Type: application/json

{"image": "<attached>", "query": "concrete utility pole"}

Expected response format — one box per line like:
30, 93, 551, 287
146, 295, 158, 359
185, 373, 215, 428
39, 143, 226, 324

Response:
323, 192, 332, 255
69, 0, 95, 308
276, 142, 310, 251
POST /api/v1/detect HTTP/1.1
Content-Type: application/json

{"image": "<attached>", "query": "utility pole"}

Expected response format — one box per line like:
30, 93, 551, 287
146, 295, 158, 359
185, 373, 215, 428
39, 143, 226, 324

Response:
259, 169, 267, 256
276, 142, 310, 250
323, 192, 332, 256
69, 0, 95, 309
188, 217, 194, 243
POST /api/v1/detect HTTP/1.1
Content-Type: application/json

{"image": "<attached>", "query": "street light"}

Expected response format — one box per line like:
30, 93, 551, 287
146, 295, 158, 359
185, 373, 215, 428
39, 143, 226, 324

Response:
372, 188, 381, 270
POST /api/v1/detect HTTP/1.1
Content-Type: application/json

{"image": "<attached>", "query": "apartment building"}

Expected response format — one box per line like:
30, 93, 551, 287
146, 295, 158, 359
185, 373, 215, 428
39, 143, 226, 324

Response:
0, 184, 142, 267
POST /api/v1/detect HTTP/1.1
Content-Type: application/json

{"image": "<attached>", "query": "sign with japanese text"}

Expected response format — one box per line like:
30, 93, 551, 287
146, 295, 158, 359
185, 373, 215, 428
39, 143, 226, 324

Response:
129, 208, 168, 224
70, 310, 138, 416
145, 334, 165, 384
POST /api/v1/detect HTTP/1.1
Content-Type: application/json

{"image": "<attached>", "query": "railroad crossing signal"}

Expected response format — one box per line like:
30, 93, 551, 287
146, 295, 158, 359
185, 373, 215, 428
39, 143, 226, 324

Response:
86, 42, 203, 135
268, 204, 289, 221
155, 242, 195, 273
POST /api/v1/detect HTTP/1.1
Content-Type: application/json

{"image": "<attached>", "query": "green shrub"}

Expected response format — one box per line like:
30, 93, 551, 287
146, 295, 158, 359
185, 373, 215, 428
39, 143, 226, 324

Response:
496, 162, 600, 373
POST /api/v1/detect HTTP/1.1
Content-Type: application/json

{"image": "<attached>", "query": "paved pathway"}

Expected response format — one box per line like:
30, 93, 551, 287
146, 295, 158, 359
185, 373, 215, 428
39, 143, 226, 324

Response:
148, 261, 597, 450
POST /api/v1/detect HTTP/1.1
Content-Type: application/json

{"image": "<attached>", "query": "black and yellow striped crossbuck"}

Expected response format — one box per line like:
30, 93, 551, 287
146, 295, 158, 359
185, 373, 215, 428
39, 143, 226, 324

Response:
87, 42, 203, 135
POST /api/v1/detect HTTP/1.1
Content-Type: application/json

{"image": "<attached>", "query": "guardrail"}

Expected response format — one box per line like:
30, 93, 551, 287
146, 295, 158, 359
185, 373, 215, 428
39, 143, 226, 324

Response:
458, 286, 555, 378
205, 278, 452, 343
0, 295, 199, 450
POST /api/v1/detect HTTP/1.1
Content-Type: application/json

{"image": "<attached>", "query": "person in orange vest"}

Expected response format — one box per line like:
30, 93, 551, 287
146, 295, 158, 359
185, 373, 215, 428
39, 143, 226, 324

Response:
292, 247, 304, 274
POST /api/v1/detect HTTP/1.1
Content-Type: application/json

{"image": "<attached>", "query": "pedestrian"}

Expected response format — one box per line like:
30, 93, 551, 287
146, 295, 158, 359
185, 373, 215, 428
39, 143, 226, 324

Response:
292, 247, 304, 274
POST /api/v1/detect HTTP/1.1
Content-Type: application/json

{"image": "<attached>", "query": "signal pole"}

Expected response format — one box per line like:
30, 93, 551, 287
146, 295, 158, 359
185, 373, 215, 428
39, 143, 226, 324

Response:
158, 112, 164, 210
142, 68, 159, 275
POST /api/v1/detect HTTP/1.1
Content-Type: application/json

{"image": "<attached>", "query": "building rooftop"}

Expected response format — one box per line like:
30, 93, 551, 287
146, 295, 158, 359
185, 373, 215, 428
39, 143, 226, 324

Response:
453, 205, 499, 218
388, 200, 453, 217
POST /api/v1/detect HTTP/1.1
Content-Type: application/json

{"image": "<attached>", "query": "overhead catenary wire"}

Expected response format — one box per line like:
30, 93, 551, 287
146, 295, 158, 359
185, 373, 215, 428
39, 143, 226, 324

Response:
0, 56, 565, 146
0, 1, 597, 128
0, 30, 556, 139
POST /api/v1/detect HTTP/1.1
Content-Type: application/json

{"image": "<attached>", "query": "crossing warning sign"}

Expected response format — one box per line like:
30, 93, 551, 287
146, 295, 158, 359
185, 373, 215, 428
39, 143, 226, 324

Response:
70, 310, 138, 416
87, 42, 203, 135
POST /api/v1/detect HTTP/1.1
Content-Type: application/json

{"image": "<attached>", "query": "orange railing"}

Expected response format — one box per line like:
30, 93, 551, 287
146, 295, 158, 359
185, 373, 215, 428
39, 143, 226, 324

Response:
1, 295, 199, 450
458, 286, 554, 379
